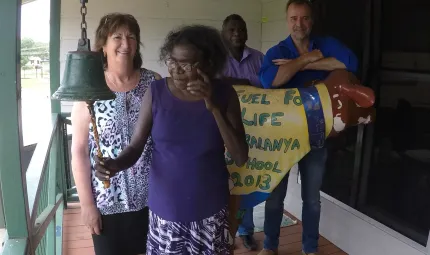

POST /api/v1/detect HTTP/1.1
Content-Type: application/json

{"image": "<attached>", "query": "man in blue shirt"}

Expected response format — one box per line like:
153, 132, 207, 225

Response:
256, 1, 358, 255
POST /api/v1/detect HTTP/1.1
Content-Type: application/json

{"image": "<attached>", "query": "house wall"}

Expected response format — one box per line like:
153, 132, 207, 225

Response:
261, 0, 288, 54
60, 0, 262, 112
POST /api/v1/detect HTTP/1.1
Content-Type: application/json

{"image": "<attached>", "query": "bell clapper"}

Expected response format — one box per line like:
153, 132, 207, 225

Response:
87, 101, 111, 189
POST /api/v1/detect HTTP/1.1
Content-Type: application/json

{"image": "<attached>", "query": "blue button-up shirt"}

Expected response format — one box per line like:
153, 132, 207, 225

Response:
259, 35, 358, 89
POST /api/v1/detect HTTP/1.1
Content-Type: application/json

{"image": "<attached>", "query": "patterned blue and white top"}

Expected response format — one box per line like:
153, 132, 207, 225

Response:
88, 68, 155, 215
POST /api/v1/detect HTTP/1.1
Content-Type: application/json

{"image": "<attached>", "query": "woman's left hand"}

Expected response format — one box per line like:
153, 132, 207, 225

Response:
187, 69, 216, 111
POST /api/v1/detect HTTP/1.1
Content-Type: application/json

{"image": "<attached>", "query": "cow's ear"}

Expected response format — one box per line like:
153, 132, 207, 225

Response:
338, 84, 375, 108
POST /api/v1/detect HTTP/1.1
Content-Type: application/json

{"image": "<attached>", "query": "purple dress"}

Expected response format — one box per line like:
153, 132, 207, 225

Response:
146, 78, 232, 255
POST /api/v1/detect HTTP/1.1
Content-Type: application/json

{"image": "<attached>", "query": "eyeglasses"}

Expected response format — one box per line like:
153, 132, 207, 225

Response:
165, 58, 199, 72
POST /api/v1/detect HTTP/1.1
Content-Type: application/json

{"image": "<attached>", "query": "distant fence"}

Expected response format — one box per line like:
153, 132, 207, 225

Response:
22, 62, 50, 79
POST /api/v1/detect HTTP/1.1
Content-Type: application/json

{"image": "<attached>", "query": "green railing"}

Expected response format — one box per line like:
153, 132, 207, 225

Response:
1, 114, 69, 255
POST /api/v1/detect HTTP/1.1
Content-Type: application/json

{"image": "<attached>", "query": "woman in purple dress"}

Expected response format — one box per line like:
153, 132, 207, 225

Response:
94, 25, 248, 254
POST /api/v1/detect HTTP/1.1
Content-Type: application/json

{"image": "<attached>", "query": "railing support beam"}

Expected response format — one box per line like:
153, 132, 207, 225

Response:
45, 128, 59, 254
50, 0, 62, 114
32, 195, 63, 248
55, 199, 64, 255
0, 0, 31, 250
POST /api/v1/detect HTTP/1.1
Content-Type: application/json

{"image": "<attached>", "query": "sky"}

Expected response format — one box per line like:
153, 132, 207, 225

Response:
21, 0, 50, 43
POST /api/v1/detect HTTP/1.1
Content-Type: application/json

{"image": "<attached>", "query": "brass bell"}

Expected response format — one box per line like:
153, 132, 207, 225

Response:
52, 49, 115, 101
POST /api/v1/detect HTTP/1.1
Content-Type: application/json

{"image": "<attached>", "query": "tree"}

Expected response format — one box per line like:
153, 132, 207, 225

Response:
20, 37, 49, 66
20, 38, 49, 78
21, 38, 35, 49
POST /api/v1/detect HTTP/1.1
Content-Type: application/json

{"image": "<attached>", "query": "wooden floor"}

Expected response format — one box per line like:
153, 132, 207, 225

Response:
63, 203, 347, 255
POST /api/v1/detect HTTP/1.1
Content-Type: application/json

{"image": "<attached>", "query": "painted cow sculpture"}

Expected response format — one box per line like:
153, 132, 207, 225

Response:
227, 69, 376, 242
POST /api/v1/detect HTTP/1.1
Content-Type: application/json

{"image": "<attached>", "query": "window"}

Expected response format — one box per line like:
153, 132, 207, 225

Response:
357, 0, 430, 245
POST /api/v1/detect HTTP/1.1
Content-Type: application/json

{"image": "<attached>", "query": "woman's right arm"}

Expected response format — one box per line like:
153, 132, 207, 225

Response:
95, 71, 158, 175
71, 102, 102, 234
95, 86, 154, 176
113, 85, 153, 170
71, 102, 94, 206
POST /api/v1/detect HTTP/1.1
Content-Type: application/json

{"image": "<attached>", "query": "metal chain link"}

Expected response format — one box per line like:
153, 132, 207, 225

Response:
80, 1, 88, 39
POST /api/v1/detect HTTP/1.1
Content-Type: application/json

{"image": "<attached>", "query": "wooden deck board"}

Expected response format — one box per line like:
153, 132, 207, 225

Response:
63, 204, 347, 255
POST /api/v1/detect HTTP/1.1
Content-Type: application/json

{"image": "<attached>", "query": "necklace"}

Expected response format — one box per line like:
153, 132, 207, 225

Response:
105, 71, 139, 92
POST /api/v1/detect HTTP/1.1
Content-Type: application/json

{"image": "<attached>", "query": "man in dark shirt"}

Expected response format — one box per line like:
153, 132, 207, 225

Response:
257, 1, 358, 255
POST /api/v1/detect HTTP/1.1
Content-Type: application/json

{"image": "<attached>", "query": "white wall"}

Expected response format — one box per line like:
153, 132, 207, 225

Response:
60, 0, 262, 112
60, 0, 262, 77
59, 0, 293, 110
261, 0, 289, 54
